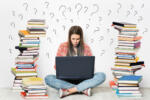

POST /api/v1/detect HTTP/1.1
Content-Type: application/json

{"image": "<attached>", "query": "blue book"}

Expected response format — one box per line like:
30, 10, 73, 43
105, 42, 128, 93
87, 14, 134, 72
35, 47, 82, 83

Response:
116, 89, 142, 97
118, 75, 142, 84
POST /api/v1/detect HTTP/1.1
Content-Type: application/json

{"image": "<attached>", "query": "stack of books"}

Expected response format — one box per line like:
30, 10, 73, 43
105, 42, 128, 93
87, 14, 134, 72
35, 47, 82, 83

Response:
116, 75, 142, 97
26, 19, 46, 37
11, 19, 46, 92
110, 22, 145, 97
21, 77, 48, 99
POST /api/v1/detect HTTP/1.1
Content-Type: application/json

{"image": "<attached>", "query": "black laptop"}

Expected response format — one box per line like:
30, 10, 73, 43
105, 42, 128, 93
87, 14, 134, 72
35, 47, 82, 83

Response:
56, 56, 95, 80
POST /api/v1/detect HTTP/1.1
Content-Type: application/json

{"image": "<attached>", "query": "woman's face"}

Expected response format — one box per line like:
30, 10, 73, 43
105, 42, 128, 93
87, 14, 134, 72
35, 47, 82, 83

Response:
71, 34, 80, 47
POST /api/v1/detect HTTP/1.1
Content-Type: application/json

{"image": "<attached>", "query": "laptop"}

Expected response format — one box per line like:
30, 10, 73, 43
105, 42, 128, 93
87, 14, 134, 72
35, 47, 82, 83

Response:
56, 56, 95, 80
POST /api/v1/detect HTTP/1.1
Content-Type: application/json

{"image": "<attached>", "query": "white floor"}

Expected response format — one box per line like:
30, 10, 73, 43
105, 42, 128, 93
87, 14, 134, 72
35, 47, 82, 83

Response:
0, 87, 150, 100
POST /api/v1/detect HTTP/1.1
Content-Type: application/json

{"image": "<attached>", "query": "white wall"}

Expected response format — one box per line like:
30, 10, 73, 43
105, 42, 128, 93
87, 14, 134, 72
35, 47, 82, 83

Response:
0, 0, 150, 88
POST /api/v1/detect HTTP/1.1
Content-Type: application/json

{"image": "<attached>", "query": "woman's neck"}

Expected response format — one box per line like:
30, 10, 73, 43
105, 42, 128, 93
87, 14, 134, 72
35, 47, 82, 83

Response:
73, 46, 77, 55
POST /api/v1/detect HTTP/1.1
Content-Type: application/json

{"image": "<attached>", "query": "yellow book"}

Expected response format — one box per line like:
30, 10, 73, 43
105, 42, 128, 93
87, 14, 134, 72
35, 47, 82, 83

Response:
11, 68, 36, 73
22, 77, 44, 86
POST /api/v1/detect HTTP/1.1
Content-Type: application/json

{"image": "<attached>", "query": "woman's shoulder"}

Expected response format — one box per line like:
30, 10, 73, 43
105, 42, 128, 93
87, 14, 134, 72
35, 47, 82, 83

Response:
84, 43, 90, 49
59, 42, 68, 48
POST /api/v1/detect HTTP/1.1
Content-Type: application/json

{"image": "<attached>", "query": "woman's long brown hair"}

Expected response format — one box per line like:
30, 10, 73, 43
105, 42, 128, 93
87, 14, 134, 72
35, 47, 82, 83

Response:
67, 26, 84, 56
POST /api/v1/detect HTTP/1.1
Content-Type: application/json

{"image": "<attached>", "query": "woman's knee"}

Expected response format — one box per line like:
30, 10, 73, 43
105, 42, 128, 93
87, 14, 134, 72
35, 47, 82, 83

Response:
44, 75, 56, 83
95, 72, 106, 82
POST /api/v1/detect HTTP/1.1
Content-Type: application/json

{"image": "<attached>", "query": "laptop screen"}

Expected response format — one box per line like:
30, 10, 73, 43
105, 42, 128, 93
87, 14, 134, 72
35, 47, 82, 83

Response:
56, 56, 95, 80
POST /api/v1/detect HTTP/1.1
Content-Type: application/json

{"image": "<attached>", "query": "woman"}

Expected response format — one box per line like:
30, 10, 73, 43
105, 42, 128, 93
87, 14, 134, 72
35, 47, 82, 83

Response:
45, 26, 106, 98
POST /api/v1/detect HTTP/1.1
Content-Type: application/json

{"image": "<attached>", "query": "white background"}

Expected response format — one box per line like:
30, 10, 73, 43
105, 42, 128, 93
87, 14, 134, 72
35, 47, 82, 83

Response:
0, 0, 150, 88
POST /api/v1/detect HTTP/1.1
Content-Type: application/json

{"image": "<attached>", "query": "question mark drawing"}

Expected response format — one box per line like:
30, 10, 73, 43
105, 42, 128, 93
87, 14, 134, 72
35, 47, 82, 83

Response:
84, 6, 88, 13
33, 8, 38, 15
107, 28, 110, 33
68, 7, 71, 12
70, 19, 73, 23
42, 11, 46, 15
44, 2, 49, 8
9, 48, 12, 54
10, 22, 15, 28
18, 14, 23, 20
126, 10, 130, 17
9, 34, 13, 40
12, 11, 15, 16
59, 5, 66, 17
134, 10, 138, 16
90, 38, 94, 43
100, 50, 105, 56
46, 52, 50, 59
108, 9, 112, 16
143, 28, 148, 34
141, 4, 144, 8
98, 17, 102, 23
138, 16, 143, 22
56, 19, 59, 23
47, 37, 51, 43
75, 3, 83, 15
62, 25, 66, 31
117, 3, 122, 13
86, 24, 89, 30
130, 4, 134, 10
90, 4, 99, 16
53, 29, 56, 35
94, 27, 100, 33
50, 12, 55, 18
23, 2, 28, 11
98, 36, 104, 42
110, 38, 114, 46
89, 18, 91, 22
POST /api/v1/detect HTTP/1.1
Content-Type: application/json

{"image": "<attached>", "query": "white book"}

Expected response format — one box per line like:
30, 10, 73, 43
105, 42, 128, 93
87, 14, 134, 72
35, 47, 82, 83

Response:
118, 34, 136, 38
119, 90, 141, 94
21, 43, 39, 46
113, 71, 134, 75
118, 87, 139, 90
22, 53, 39, 56
15, 59, 34, 63
23, 95, 48, 99
115, 59, 137, 63
28, 90, 47, 93
115, 48, 139, 53
15, 73, 37, 76
23, 50, 39, 53
26, 92, 46, 96
22, 40, 40, 42
118, 43, 135, 47
12, 86, 22, 90
118, 40, 140, 44
25, 85, 47, 89
17, 56, 34, 59
117, 46, 135, 49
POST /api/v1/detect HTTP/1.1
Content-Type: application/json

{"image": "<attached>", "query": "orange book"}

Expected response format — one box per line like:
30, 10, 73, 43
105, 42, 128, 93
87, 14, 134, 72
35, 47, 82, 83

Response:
118, 36, 142, 41
19, 30, 30, 36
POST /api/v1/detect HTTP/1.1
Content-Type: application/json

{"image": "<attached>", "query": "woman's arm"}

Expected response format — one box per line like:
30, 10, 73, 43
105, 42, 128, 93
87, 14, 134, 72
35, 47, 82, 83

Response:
54, 42, 68, 70
84, 44, 92, 56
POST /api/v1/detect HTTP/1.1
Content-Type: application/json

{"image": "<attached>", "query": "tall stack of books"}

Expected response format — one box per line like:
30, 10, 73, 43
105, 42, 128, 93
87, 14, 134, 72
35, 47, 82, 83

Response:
11, 19, 46, 92
20, 77, 48, 99
110, 22, 145, 97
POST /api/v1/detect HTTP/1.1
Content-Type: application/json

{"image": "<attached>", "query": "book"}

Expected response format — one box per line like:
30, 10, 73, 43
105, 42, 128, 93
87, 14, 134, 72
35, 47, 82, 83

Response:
20, 92, 48, 99
118, 75, 142, 84
112, 22, 136, 28
19, 30, 46, 38
22, 77, 44, 86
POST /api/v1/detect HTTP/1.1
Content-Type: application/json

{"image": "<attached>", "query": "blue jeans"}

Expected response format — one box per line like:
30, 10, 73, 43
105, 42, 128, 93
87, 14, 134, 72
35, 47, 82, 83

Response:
45, 72, 106, 92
